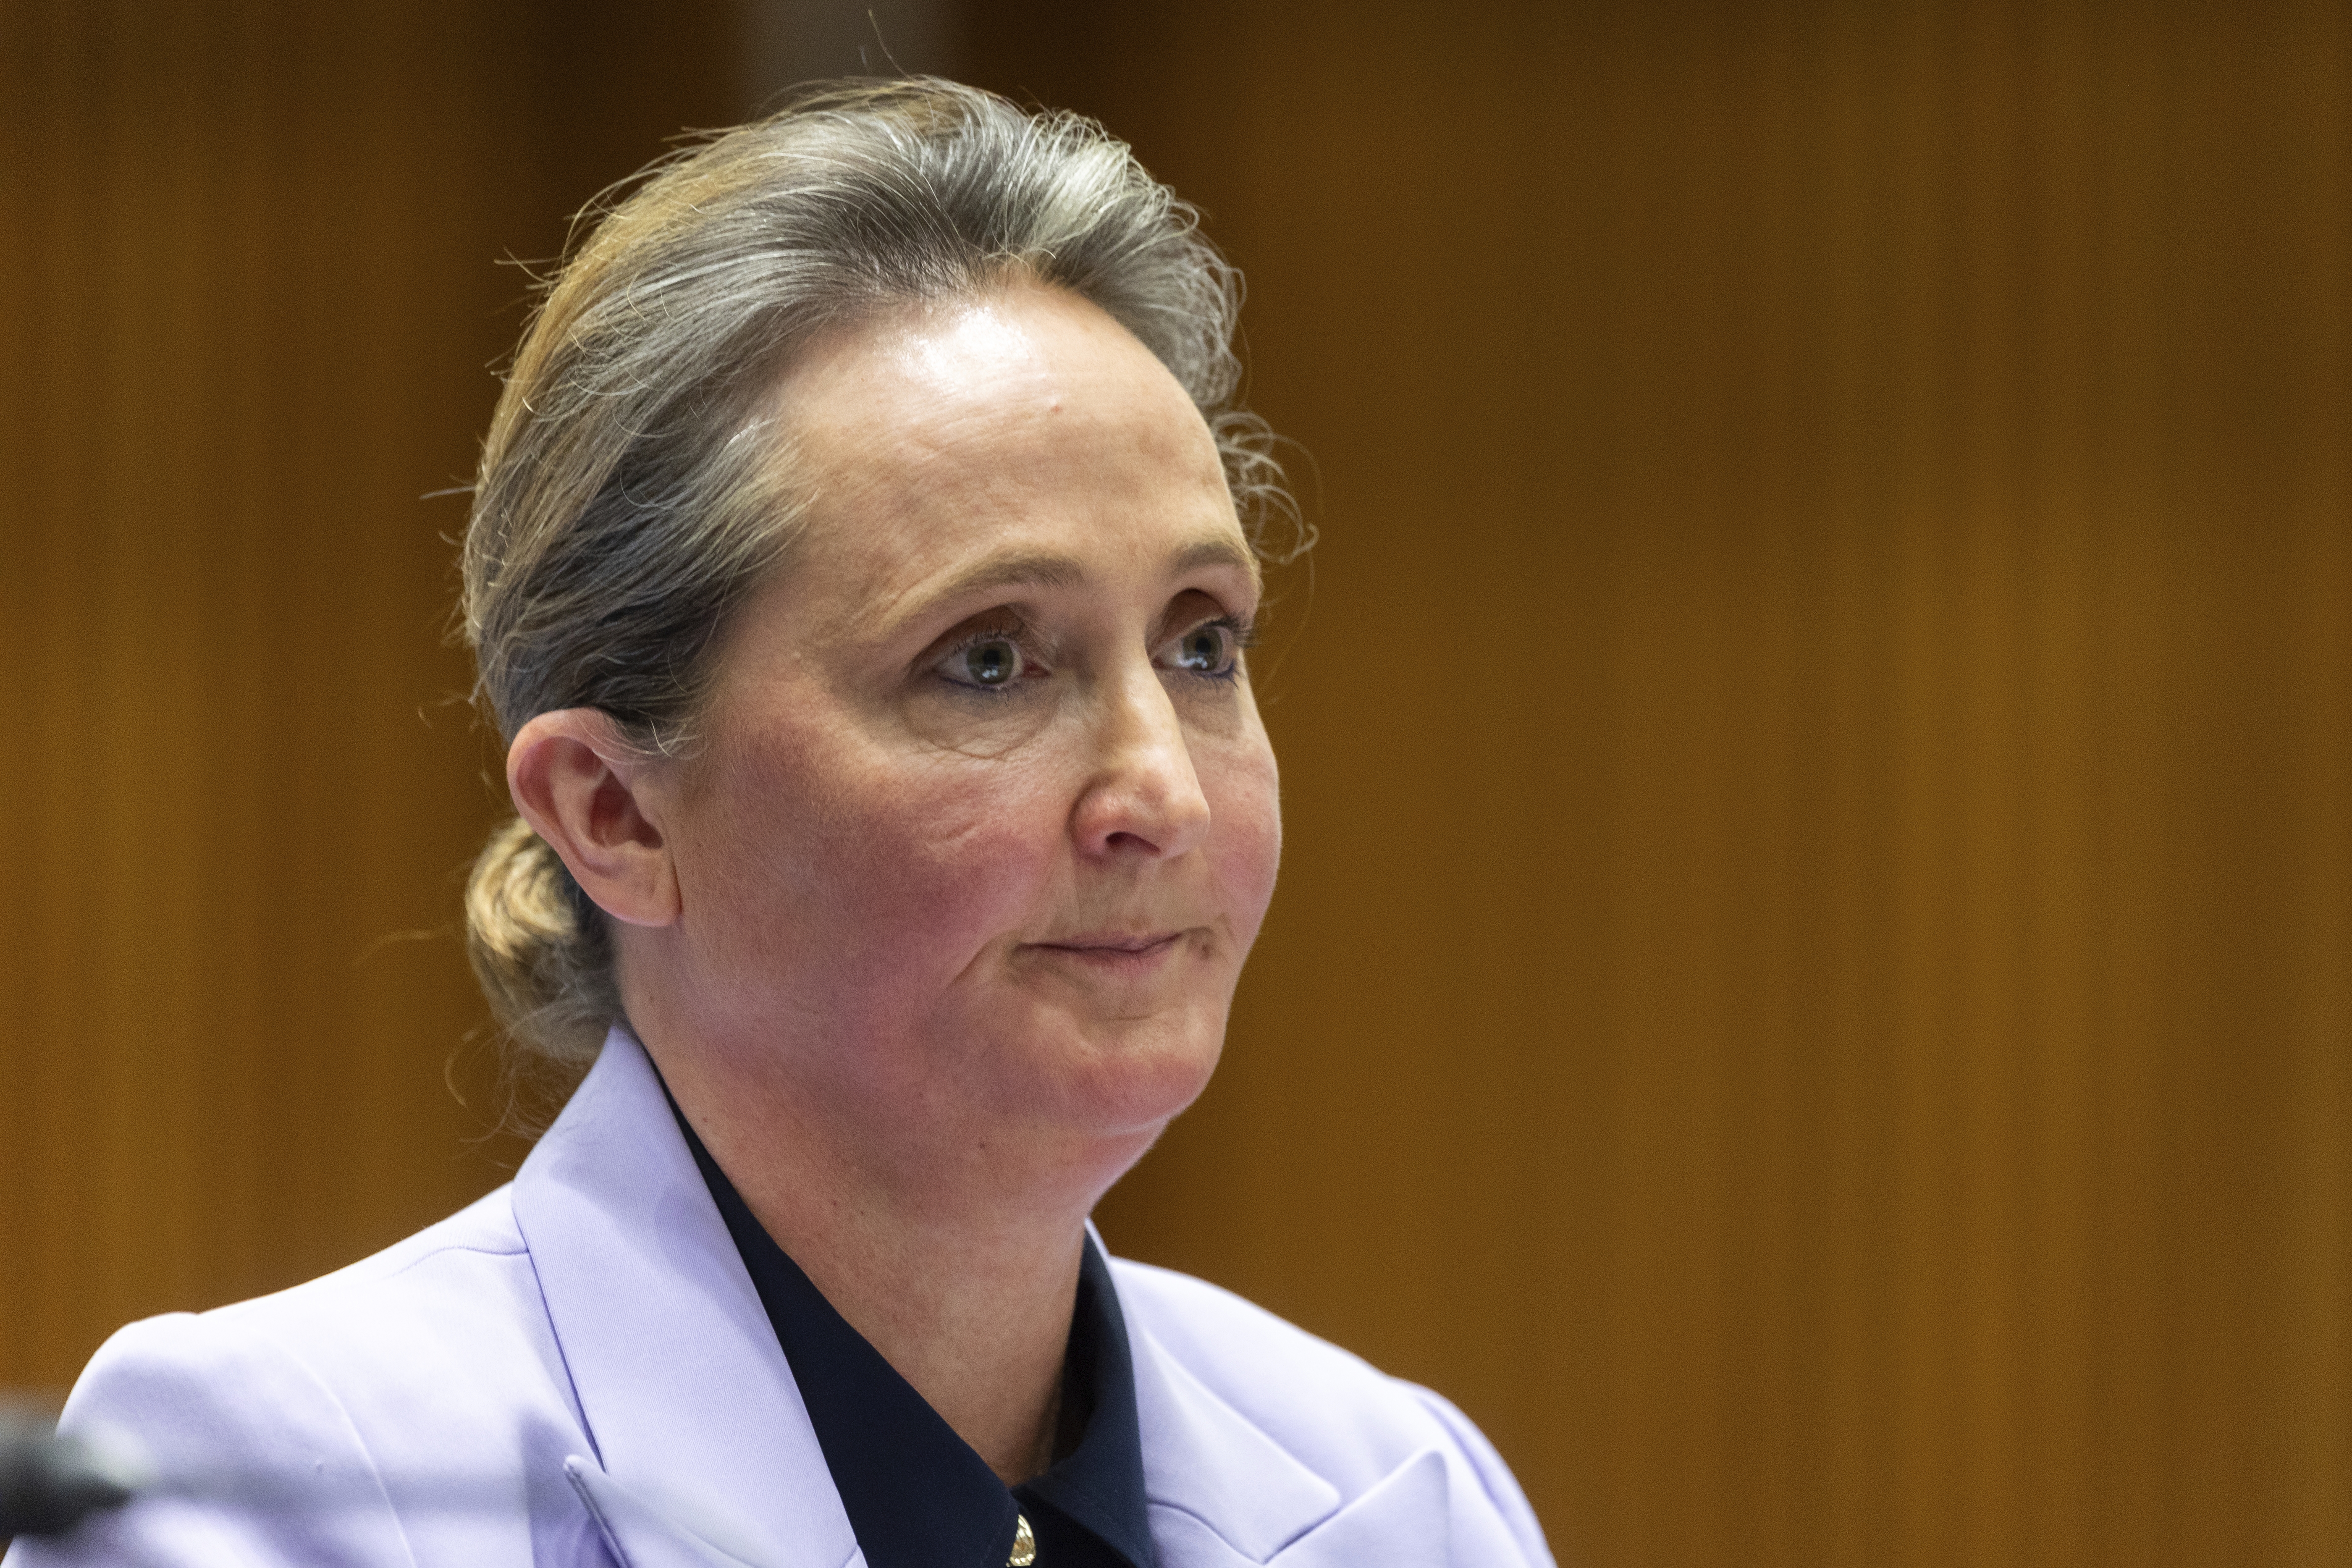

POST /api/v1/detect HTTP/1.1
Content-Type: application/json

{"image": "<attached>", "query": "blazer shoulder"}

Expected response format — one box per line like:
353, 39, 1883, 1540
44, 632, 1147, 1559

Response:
172, 1184, 577, 1423
147, 1184, 540, 1384
22, 1308, 421, 1566
56, 1182, 545, 1432
20, 1187, 597, 1567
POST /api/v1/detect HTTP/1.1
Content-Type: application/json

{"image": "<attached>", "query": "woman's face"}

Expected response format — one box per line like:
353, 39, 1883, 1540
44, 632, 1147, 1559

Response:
634, 283, 1280, 1167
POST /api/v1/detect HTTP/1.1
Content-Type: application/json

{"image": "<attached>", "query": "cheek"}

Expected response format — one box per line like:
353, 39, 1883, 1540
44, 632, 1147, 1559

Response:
693, 725, 1067, 979
1205, 733, 1283, 941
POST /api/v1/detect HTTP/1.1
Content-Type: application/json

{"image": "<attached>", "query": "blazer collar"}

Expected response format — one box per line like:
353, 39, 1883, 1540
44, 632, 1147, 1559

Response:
512, 1027, 1405, 1568
512, 1027, 861, 1568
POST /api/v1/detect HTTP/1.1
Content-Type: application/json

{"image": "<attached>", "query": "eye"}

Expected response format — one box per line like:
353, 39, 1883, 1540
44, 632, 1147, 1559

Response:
1159, 617, 1245, 679
939, 634, 1029, 690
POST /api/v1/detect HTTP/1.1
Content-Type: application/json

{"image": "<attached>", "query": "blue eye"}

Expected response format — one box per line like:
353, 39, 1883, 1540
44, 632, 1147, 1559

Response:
944, 635, 1026, 689
1164, 620, 1240, 678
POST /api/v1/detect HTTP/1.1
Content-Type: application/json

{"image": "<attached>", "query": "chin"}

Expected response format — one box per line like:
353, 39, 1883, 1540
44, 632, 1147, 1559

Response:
1017, 1007, 1228, 1142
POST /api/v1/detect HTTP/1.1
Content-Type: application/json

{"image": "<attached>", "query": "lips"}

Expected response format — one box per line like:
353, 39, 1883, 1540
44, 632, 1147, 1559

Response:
1032, 931, 1185, 958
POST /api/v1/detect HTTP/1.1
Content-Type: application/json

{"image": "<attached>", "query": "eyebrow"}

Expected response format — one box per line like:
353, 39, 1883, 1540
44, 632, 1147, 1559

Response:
924, 536, 1263, 607
928, 551, 1089, 602
1170, 537, 1265, 594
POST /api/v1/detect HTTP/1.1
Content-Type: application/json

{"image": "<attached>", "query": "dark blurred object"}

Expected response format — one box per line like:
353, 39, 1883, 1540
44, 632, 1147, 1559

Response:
0, 1405, 141, 1541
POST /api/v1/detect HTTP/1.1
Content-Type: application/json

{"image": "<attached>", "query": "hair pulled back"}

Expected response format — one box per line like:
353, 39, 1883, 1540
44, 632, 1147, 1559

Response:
461, 78, 1295, 1082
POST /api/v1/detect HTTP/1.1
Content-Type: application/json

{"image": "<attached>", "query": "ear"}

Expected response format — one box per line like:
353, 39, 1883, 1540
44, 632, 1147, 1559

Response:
506, 709, 681, 928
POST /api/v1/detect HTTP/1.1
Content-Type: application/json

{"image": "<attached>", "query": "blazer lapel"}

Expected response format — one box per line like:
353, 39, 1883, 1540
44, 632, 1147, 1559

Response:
566, 1457, 871, 1568
513, 1027, 859, 1568
1148, 1450, 1453, 1568
1127, 1312, 1343, 1566
1129, 1303, 1530, 1567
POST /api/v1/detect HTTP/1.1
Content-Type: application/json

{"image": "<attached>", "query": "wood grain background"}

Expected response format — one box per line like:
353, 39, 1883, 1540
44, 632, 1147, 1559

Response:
4, 3, 2345, 1563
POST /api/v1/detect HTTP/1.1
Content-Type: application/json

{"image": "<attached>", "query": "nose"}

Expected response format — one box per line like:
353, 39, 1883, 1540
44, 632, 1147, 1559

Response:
1069, 662, 1213, 860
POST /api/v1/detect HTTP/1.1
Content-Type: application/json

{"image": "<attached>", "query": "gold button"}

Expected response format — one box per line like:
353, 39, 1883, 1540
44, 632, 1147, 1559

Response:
1009, 1512, 1037, 1566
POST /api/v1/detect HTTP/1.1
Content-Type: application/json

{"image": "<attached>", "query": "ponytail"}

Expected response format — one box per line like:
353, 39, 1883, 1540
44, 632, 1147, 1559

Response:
462, 816, 617, 1073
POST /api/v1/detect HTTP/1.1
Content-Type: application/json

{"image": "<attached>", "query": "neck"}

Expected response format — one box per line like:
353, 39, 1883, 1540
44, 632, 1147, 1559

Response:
652, 1033, 1148, 1485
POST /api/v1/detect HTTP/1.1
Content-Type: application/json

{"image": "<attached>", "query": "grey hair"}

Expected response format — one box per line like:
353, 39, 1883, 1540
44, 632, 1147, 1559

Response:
460, 78, 1299, 1083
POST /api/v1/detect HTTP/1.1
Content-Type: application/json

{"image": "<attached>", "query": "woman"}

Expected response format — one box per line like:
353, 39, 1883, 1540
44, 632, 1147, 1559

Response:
13, 80, 1552, 1568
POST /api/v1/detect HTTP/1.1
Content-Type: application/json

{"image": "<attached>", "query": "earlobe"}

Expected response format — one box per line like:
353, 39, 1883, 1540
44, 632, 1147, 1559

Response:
506, 710, 682, 928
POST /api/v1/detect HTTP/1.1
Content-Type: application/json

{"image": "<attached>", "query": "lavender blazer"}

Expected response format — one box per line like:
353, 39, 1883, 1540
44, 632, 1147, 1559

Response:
7, 1032, 1553, 1568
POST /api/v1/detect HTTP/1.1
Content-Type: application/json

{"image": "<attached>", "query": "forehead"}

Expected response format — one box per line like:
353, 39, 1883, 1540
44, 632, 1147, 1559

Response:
763, 284, 1256, 622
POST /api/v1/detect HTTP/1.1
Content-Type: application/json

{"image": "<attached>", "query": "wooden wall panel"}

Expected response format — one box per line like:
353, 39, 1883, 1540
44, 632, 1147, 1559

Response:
0, 0, 745, 1391
965, 3, 2351, 1563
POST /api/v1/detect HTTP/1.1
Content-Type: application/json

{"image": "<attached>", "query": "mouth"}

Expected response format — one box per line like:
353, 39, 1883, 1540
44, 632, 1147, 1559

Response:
1025, 931, 1190, 969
